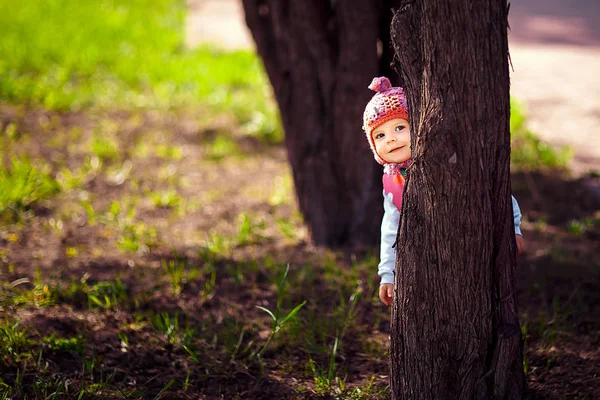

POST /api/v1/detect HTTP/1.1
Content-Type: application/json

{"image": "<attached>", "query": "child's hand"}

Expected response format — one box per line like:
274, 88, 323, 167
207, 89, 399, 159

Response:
516, 234, 525, 254
379, 284, 393, 306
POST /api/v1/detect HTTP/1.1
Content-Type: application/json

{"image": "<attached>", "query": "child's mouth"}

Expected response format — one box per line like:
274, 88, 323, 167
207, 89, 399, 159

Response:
389, 146, 404, 153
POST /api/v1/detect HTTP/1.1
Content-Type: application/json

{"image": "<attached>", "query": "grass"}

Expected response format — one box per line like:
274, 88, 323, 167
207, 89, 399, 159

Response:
42, 333, 86, 353
236, 213, 266, 246
568, 215, 600, 237
162, 256, 188, 295
7, 281, 56, 308
253, 265, 307, 362
0, 0, 282, 143
0, 319, 33, 365
85, 279, 128, 310
101, 198, 160, 253
510, 99, 573, 170
0, 156, 60, 224
152, 312, 183, 344
1, 239, 391, 397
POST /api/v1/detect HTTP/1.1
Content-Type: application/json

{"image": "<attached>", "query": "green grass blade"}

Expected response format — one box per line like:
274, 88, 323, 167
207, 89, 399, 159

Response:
255, 306, 277, 322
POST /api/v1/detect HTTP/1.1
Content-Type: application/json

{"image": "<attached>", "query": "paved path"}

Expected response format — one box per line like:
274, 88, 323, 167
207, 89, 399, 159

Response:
186, 0, 600, 175
185, 0, 253, 50
508, 0, 600, 175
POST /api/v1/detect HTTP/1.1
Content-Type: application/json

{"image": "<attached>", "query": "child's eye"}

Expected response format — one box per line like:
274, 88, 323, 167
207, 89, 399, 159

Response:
375, 133, 384, 140
395, 125, 405, 131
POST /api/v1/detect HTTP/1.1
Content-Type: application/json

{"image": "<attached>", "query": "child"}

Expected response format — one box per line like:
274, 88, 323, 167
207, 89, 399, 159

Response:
362, 76, 525, 306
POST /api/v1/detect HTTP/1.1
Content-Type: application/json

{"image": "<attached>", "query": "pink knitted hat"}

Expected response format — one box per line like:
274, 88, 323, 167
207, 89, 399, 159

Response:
362, 77, 408, 165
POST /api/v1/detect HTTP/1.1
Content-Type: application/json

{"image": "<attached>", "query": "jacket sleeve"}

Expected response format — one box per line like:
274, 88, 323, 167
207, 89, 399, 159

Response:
512, 195, 523, 236
379, 190, 400, 285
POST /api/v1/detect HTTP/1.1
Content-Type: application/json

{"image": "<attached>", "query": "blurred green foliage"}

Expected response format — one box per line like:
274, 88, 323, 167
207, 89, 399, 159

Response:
0, 0, 282, 142
511, 99, 572, 170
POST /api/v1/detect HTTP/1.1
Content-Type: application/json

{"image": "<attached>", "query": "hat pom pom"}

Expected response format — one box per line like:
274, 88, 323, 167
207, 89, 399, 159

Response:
368, 76, 392, 92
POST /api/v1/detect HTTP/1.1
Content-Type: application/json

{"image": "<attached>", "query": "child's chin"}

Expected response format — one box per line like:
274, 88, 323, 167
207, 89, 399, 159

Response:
390, 156, 409, 163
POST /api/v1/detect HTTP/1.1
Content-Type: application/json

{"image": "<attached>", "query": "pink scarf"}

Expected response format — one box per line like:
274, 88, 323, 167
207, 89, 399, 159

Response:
382, 159, 411, 210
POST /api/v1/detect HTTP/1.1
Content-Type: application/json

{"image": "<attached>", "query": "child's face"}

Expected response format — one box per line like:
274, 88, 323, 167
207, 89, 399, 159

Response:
372, 118, 411, 164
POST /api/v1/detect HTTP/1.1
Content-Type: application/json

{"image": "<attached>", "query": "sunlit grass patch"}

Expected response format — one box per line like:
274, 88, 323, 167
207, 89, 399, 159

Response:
89, 134, 120, 163
132, 130, 184, 163
204, 135, 242, 161
236, 213, 266, 246
511, 100, 572, 171
155, 144, 183, 161
6, 280, 57, 308
0, 156, 60, 224
268, 172, 295, 207
0, 0, 283, 143
147, 189, 182, 209
0, 0, 187, 109
85, 279, 128, 310
100, 198, 160, 254
42, 333, 86, 354
104, 159, 133, 186
567, 214, 600, 237
56, 163, 94, 191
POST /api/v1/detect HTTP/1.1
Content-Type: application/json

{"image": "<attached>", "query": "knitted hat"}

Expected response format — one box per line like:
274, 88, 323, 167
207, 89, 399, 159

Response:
362, 77, 408, 164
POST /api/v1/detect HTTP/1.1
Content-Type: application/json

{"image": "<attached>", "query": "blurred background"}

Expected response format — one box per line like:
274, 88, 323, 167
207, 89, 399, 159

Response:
0, 0, 598, 398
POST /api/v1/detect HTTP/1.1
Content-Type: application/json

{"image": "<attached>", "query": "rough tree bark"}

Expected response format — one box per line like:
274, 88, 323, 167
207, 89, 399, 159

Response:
389, 1, 525, 399
241, 0, 401, 247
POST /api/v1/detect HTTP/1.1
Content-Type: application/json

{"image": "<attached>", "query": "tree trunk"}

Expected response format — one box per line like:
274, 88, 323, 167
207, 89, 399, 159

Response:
241, 0, 401, 247
389, 1, 525, 399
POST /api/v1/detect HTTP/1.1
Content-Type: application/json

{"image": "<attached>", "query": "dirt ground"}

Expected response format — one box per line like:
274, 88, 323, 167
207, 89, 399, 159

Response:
180, 1, 600, 398
186, 0, 600, 176
1, 105, 599, 399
